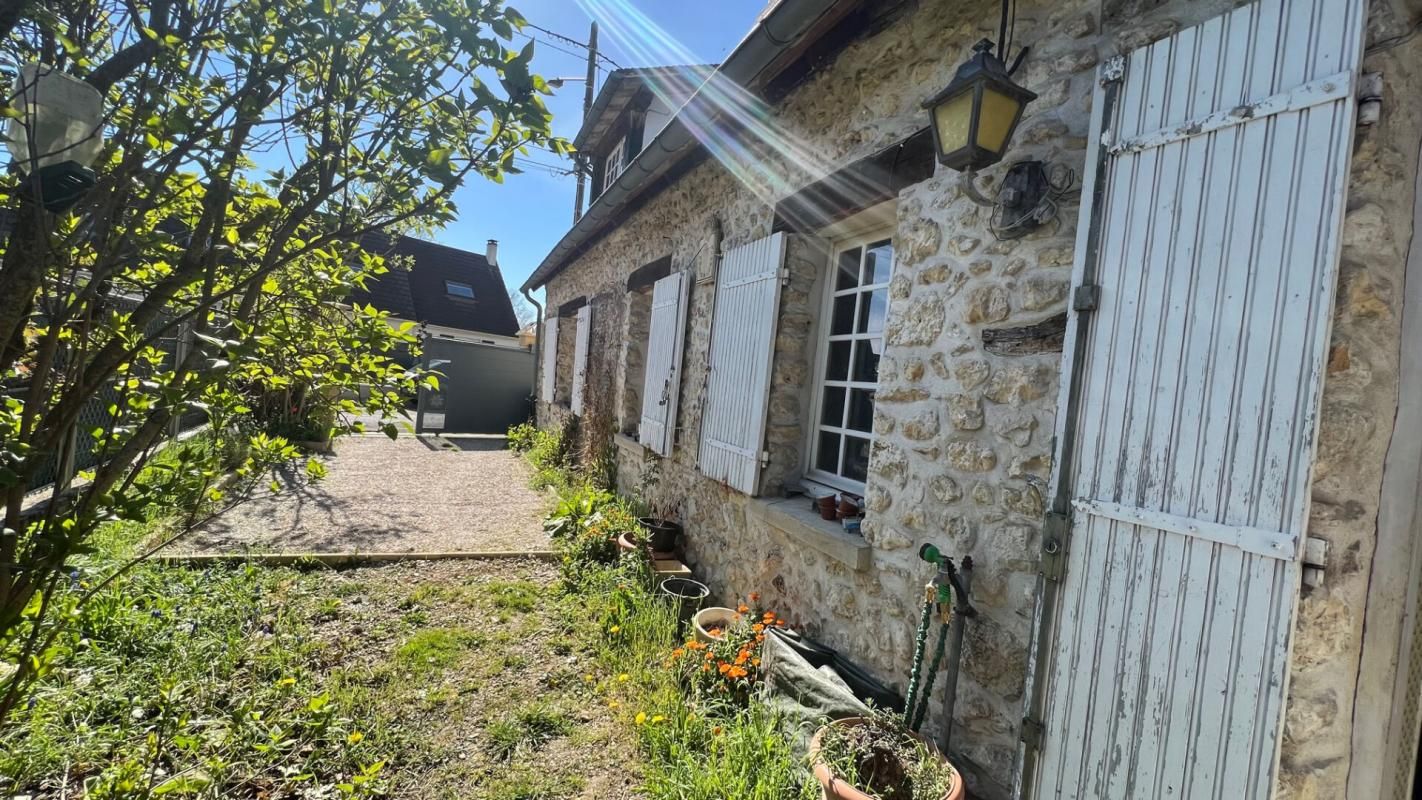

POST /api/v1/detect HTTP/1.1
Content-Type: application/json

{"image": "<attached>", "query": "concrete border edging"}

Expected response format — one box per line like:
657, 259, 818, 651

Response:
156, 550, 560, 567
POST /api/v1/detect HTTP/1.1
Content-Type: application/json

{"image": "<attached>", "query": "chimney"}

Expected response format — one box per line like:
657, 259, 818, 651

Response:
486, 239, 499, 267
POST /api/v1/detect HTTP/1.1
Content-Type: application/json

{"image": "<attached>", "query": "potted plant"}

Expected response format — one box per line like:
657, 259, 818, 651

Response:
616, 528, 643, 555
692, 606, 737, 643
809, 715, 962, 800
638, 498, 683, 552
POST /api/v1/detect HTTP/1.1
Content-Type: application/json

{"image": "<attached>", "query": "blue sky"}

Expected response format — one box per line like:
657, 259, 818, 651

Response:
442, 0, 769, 308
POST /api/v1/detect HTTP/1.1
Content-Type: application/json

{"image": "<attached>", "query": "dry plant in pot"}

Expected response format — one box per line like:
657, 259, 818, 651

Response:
809, 715, 962, 800
638, 497, 684, 552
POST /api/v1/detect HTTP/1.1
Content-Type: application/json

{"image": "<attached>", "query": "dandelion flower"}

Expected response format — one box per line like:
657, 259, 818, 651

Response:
610, 625, 621, 634
652, 715, 665, 723
618, 673, 630, 682
347, 731, 364, 745
635, 712, 647, 725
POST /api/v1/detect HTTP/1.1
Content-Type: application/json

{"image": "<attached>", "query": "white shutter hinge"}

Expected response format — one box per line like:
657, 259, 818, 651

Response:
760, 450, 771, 468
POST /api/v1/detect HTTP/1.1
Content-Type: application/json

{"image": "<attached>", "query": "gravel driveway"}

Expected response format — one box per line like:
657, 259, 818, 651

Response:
180, 435, 551, 554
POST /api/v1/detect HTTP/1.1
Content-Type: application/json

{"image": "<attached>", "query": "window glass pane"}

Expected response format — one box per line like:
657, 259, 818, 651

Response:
857, 288, 887, 335
842, 436, 871, 483
445, 281, 474, 298
831, 294, 857, 336
864, 240, 893, 285
846, 389, 874, 432
820, 386, 846, 427
836, 247, 861, 291
816, 431, 841, 474
851, 340, 879, 383
826, 340, 851, 381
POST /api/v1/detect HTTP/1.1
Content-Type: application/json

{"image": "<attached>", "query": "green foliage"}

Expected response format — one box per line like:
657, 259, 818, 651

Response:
505, 422, 540, 453
0, 0, 569, 720
575, 561, 817, 800
543, 484, 617, 539
394, 627, 482, 674
483, 580, 541, 614
485, 702, 573, 760
0, 563, 387, 798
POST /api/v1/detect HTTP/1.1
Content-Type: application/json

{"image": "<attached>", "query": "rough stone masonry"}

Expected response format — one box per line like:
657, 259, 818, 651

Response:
535, 0, 1422, 797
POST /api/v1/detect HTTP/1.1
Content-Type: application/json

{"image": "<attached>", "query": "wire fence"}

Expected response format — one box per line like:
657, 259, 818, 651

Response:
20, 297, 208, 493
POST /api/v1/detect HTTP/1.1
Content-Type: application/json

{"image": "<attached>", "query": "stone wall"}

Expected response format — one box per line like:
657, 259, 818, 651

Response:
534, 0, 1422, 796
1280, 3, 1422, 796
618, 289, 652, 437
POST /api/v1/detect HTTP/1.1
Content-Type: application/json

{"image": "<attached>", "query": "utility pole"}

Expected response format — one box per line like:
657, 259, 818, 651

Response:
572, 20, 597, 223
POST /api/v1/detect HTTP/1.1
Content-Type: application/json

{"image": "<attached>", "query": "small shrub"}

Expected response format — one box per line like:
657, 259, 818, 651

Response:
506, 422, 539, 453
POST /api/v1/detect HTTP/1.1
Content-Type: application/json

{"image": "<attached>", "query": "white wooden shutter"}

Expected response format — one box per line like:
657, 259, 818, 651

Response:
1025, 1, 1366, 797
570, 305, 591, 415
638, 271, 691, 456
539, 316, 558, 403
697, 232, 786, 495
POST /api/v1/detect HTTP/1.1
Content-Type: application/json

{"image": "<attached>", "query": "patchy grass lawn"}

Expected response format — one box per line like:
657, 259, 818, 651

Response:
0, 558, 642, 799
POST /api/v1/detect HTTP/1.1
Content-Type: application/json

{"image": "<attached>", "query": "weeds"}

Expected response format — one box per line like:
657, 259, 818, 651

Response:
486, 702, 573, 759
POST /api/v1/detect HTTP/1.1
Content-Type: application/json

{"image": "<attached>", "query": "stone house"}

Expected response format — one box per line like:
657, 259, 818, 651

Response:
522, 0, 1422, 797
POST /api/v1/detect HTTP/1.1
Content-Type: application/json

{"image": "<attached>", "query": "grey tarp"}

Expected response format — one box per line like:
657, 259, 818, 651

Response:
761, 628, 891, 753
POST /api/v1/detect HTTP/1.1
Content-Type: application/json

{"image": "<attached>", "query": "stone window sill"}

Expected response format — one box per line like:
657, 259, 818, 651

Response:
749, 496, 872, 572
613, 432, 647, 461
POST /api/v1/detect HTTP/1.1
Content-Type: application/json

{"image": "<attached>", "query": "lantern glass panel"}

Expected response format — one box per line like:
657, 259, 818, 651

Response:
931, 88, 975, 157
6, 64, 104, 172
975, 86, 1023, 156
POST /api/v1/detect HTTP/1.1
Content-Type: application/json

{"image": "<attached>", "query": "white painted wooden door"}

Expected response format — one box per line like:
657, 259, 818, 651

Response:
1025, 1, 1365, 798
570, 305, 591, 415
698, 232, 787, 495
639, 271, 691, 457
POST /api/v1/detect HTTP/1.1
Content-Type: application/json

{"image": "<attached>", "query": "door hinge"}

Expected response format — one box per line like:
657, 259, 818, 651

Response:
1072, 284, 1101, 313
1021, 716, 1045, 750
1101, 55, 1126, 86
1041, 511, 1071, 582
760, 450, 771, 468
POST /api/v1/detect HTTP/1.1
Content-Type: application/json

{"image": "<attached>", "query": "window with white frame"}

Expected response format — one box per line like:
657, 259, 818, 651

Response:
807, 232, 893, 493
601, 136, 627, 195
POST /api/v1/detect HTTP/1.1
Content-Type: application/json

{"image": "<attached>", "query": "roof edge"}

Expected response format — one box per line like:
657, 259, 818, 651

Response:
522, 0, 847, 292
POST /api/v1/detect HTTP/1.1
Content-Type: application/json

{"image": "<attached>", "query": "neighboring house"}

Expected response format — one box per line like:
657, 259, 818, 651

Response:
353, 233, 523, 349
356, 234, 533, 433
524, 0, 1422, 799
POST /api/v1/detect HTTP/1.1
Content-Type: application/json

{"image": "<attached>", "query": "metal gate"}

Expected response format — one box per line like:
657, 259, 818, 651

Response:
416, 336, 534, 434
1021, 1, 1366, 797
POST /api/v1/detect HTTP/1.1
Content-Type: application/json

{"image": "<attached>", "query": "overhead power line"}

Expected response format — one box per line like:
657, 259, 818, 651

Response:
521, 21, 623, 70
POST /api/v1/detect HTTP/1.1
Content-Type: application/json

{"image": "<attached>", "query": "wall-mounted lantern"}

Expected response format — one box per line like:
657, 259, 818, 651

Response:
6, 63, 105, 212
922, 39, 1036, 173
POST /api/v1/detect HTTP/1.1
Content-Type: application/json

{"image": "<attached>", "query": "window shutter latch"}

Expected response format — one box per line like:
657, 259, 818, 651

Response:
1072, 284, 1100, 313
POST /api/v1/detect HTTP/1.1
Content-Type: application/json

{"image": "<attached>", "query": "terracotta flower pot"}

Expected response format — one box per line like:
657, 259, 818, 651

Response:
809, 717, 963, 800
693, 606, 737, 644
816, 495, 838, 521
837, 496, 860, 520
616, 530, 641, 555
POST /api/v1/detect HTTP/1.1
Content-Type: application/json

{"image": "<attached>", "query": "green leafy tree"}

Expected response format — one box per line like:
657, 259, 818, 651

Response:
0, 0, 569, 721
